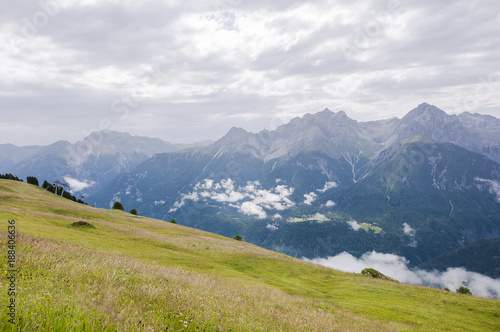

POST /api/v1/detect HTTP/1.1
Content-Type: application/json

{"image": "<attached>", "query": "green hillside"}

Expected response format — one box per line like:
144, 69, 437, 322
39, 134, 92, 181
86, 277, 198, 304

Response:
1, 179, 499, 331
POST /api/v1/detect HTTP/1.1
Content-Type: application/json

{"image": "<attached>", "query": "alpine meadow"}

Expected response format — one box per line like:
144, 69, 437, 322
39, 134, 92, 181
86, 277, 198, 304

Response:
1, 179, 500, 331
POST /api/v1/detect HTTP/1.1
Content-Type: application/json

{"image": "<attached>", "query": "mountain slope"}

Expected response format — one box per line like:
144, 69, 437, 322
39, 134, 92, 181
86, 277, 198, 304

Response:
418, 238, 500, 278
86, 105, 500, 277
1, 179, 499, 331
320, 138, 500, 264
6, 130, 182, 196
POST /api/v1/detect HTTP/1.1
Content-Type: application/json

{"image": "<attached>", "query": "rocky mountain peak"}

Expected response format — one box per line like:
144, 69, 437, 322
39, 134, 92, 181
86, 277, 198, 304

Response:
403, 103, 448, 121
217, 127, 252, 144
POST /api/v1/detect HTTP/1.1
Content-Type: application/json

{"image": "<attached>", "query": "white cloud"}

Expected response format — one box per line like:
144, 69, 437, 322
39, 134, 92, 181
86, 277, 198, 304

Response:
475, 178, 500, 202
240, 201, 267, 219
266, 223, 279, 230
196, 179, 214, 190
312, 213, 329, 221
169, 178, 295, 218
403, 222, 417, 247
63, 176, 94, 193
403, 223, 416, 236
154, 200, 166, 206
318, 181, 338, 193
325, 200, 336, 207
306, 251, 500, 299
212, 191, 245, 203
273, 213, 283, 220
347, 220, 361, 231
303, 192, 317, 205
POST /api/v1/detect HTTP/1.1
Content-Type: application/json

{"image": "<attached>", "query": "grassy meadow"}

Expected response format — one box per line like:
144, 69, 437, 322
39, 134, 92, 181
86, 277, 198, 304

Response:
1, 179, 499, 331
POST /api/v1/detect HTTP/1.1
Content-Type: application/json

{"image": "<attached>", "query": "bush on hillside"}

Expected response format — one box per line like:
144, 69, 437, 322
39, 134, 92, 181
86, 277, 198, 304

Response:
130, 208, 138, 215
361, 268, 398, 282
112, 201, 125, 211
70, 221, 96, 229
456, 286, 472, 295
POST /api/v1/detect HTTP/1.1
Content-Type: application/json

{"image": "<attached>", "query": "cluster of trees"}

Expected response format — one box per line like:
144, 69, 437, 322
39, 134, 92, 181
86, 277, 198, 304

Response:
0, 173, 23, 182
41, 180, 87, 205
112, 201, 138, 215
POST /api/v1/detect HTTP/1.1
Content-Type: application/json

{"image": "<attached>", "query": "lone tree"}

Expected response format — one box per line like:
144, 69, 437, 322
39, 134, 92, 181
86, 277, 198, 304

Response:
112, 201, 125, 211
129, 208, 138, 215
170, 219, 177, 224
233, 234, 243, 241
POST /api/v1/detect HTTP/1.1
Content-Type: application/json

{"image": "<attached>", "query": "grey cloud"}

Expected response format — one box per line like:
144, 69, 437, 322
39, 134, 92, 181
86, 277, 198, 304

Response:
2, 0, 500, 146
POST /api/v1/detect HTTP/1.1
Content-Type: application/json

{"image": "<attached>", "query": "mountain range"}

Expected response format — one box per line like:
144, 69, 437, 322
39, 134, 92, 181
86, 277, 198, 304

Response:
3, 103, 500, 277
0, 131, 212, 196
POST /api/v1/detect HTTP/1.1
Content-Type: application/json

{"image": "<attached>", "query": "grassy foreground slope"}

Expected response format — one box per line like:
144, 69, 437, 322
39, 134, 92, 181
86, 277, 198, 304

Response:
1, 180, 499, 331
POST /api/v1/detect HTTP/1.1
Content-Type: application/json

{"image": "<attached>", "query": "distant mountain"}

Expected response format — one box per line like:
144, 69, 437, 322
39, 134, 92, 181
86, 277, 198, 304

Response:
2, 130, 182, 196
0, 144, 43, 170
174, 140, 215, 150
89, 104, 500, 276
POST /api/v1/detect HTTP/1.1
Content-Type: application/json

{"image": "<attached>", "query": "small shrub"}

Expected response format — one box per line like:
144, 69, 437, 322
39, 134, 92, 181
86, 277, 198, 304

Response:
130, 208, 138, 215
456, 286, 472, 295
112, 201, 124, 211
362, 268, 383, 278
69, 221, 96, 229
170, 219, 177, 224
233, 235, 243, 241
361, 268, 398, 282
444, 287, 450, 292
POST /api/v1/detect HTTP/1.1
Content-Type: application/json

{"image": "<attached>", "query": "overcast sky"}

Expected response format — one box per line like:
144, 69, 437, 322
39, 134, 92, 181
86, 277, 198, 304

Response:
1, 0, 499, 146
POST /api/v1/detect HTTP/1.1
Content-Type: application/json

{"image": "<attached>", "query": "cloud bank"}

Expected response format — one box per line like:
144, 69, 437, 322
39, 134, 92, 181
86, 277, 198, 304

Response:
169, 178, 295, 218
306, 251, 500, 299
3, 1, 500, 146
